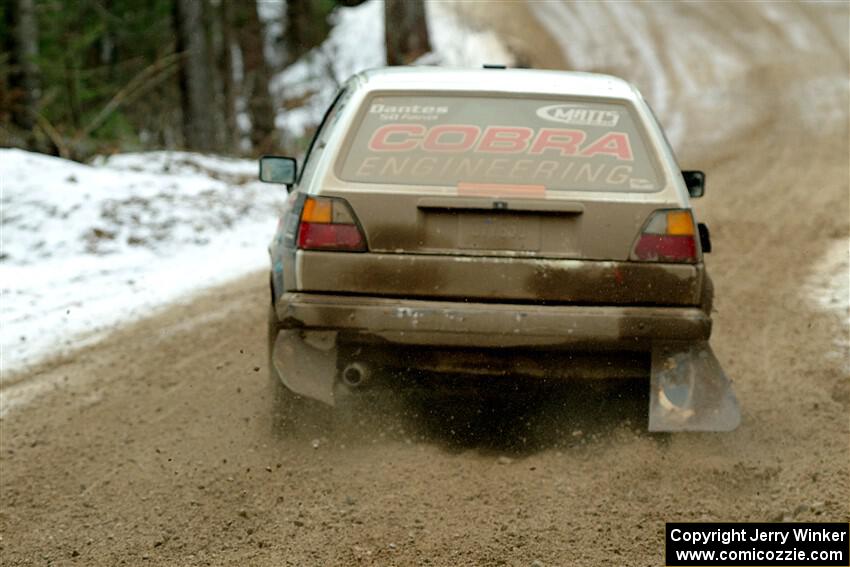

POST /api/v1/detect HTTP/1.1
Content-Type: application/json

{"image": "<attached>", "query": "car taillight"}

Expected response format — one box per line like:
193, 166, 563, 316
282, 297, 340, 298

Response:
630, 209, 699, 263
297, 196, 367, 251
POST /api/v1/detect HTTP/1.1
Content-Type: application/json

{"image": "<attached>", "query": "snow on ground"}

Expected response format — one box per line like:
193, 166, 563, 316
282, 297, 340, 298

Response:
804, 239, 850, 371
273, 0, 513, 140
1, 149, 284, 376
424, 1, 514, 69
806, 240, 850, 315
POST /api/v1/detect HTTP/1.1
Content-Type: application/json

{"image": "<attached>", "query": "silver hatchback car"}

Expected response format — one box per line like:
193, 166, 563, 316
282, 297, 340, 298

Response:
261, 67, 740, 432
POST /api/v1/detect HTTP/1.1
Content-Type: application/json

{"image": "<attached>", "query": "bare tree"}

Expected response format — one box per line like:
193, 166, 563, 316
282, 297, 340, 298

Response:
384, 0, 431, 66
235, 0, 276, 154
174, 0, 218, 152
6, 0, 41, 146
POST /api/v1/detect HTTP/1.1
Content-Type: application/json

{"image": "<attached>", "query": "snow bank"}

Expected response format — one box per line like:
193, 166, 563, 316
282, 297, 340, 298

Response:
804, 239, 850, 371
1, 149, 283, 375
424, 1, 514, 68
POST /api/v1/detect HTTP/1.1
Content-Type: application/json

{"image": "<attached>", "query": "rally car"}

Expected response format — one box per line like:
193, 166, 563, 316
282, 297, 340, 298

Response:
261, 67, 740, 431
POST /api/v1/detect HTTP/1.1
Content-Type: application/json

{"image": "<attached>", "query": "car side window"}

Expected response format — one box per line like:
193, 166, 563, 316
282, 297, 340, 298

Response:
298, 87, 352, 188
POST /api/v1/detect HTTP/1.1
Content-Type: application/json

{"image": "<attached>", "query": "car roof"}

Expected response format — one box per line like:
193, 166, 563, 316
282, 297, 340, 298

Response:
352, 67, 642, 102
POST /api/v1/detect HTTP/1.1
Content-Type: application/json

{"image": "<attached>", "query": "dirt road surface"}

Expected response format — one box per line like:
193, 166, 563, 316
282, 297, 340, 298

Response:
2, 2, 848, 565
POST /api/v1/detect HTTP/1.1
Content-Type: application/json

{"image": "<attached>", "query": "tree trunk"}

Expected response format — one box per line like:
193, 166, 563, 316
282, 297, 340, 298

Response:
174, 0, 218, 152
384, 0, 431, 66
284, 0, 331, 64
235, 0, 276, 154
218, 0, 240, 152
205, 0, 230, 151
7, 0, 41, 143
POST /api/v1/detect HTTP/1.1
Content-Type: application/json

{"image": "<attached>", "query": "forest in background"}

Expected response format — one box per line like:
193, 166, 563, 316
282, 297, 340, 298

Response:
0, 0, 431, 161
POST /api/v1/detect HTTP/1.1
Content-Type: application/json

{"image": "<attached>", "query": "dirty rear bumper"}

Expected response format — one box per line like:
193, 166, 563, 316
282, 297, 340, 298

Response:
276, 292, 711, 348
270, 293, 711, 405
270, 294, 739, 431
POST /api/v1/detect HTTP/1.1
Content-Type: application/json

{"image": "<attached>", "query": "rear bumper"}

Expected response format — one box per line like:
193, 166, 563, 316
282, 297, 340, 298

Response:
272, 293, 712, 405
276, 292, 711, 349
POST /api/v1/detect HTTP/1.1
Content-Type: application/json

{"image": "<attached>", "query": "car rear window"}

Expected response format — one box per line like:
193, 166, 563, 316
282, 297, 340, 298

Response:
337, 94, 663, 192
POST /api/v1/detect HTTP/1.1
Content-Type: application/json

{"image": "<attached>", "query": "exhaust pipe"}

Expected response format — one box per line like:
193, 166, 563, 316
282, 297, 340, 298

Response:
341, 362, 371, 388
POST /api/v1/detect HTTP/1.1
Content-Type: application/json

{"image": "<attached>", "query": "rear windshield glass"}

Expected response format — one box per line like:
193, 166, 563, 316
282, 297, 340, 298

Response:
337, 94, 662, 192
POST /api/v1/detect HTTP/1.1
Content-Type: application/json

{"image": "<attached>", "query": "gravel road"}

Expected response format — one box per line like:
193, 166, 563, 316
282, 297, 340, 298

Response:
1, 2, 848, 565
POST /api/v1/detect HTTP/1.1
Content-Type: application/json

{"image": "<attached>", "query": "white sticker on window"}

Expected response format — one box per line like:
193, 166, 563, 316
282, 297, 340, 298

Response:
536, 104, 620, 128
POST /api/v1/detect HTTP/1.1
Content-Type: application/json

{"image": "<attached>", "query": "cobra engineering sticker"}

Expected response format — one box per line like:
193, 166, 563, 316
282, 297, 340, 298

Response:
339, 95, 662, 192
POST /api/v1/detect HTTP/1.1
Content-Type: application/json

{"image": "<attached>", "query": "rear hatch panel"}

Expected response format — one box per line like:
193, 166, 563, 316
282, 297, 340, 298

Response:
330, 189, 662, 260
293, 91, 702, 307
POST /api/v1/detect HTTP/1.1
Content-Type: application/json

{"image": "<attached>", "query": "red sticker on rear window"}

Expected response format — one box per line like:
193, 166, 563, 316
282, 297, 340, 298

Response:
340, 96, 660, 192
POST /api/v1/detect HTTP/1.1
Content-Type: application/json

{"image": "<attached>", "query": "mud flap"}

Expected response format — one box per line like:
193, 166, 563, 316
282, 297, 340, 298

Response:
272, 329, 338, 406
649, 341, 741, 432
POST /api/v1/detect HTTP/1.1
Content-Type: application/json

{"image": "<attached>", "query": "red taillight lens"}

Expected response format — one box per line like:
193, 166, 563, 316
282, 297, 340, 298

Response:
298, 222, 365, 250
630, 209, 699, 263
633, 234, 697, 261
297, 197, 366, 252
